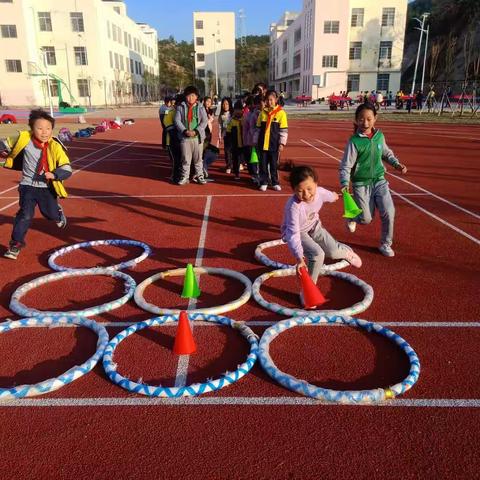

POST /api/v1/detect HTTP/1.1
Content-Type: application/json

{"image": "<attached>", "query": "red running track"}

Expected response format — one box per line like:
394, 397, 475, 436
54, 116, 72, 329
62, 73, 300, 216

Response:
0, 118, 479, 479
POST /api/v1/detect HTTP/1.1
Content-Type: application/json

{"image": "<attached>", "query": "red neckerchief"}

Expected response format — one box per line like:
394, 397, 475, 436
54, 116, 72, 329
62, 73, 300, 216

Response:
31, 137, 49, 173
187, 102, 196, 124
265, 105, 282, 132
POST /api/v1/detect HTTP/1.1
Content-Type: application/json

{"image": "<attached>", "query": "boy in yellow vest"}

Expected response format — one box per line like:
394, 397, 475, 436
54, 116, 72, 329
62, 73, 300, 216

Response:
1, 109, 72, 260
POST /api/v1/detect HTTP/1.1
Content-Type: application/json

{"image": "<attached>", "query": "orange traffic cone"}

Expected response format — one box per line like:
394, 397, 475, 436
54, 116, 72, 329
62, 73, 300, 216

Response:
173, 311, 197, 355
297, 266, 327, 309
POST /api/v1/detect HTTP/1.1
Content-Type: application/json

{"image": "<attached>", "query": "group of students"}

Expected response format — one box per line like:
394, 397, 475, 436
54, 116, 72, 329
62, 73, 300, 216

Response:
1, 87, 407, 299
159, 82, 288, 191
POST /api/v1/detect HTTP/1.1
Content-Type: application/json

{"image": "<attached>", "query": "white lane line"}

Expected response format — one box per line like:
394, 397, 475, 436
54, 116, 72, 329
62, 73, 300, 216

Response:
314, 138, 480, 220
2, 193, 290, 199
0, 142, 136, 213
174, 195, 212, 388
301, 139, 480, 246
1, 397, 480, 408
0, 141, 125, 196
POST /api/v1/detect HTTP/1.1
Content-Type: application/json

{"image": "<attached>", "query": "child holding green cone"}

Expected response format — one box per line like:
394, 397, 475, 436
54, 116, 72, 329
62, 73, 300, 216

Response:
339, 103, 407, 257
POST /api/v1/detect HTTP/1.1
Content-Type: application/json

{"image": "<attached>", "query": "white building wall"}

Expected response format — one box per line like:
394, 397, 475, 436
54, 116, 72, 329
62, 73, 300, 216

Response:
193, 12, 235, 97
0, 0, 158, 108
270, 0, 407, 99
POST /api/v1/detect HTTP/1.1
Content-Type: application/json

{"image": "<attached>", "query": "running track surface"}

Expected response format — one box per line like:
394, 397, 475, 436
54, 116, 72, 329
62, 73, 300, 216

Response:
0, 118, 479, 479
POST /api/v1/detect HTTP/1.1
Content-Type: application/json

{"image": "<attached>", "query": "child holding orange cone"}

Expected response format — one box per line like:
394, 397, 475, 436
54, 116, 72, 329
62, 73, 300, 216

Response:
339, 103, 407, 257
281, 166, 362, 297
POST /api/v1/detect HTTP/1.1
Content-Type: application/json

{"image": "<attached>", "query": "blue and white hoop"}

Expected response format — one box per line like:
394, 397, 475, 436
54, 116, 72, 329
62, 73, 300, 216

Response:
252, 267, 373, 317
134, 267, 252, 315
48, 239, 152, 272
10, 268, 136, 318
103, 313, 258, 397
0, 316, 109, 400
255, 239, 349, 272
258, 314, 420, 404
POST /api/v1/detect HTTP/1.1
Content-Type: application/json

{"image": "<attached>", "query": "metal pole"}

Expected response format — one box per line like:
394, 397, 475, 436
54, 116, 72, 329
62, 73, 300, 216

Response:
411, 15, 426, 95
42, 49, 54, 117
65, 43, 72, 94
421, 25, 429, 93
213, 34, 219, 97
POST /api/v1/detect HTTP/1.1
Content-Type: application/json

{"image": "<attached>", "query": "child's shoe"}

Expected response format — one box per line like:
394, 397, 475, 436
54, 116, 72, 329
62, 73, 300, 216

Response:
56, 205, 67, 229
225, 168, 231, 174
272, 185, 282, 191
4, 242, 21, 260
196, 176, 207, 185
345, 249, 362, 268
177, 177, 189, 185
346, 220, 356, 233
379, 244, 395, 257
259, 184, 268, 192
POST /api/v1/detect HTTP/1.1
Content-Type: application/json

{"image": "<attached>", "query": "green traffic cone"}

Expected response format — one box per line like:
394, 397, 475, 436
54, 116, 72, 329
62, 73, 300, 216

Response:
181, 263, 201, 298
342, 189, 362, 218
249, 147, 259, 164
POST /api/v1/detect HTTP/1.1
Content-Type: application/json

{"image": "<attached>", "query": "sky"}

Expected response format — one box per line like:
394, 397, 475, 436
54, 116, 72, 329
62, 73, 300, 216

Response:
124, 0, 303, 41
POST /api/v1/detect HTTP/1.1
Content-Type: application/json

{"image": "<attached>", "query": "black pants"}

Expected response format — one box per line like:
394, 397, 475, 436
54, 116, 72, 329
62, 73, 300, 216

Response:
231, 147, 244, 176
259, 150, 279, 186
243, 146, 259, 178
168, 139, 182, 183
12, 184, 61, 246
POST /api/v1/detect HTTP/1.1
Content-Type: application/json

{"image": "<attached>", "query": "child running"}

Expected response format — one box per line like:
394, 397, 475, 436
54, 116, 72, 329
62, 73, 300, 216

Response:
339, 103, 407, 257
1, 109, 71, 260
281, 166, 362, 301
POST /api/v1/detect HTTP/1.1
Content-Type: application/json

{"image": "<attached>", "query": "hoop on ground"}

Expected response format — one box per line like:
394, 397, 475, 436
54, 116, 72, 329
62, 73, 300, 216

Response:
255, 239, 349, 271
259, 314, 420, 404
10, 268, 136, 318
0, 316, 109, 400
134, 267, 252, 315
48, 239, 152, 272
252, 267, 373, 317
103, 313, 258, 397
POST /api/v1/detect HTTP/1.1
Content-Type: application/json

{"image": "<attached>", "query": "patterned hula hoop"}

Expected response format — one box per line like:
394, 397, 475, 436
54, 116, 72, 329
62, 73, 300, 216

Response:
252, 267, 373, 317
48, 239, 152, 272
255, 239, 349, 272
258, 314, 421, 404
0, 316, 109, 400
103, 313, 259, 397
10, 268, 136, 318
134, 267, 252, 315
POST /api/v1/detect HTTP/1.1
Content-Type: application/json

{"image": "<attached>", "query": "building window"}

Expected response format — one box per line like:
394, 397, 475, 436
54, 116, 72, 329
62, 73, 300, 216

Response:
195, 20, 203, 29
119, 55, 124, 71
0, 0, 14, 2
113, 6, 120, 14
347, 74, 360, 92
128, 34, 132, 49
42, 46, 56, 65
70, 12, 84, 32
379, 41, 392, 59
286, 19, 294, 26
324, 21, 339, 34
282, 59, 287, 74
109, 51, 113, 68
382, 8, 395, 27
351, 8, 364, 27
349, 42, 362, 60
294, 28, 301, 45
377, 73, 390, 91
1, 25, 17, 38
130, 58, 134, 73
283, 39, 288, 53
38, 12, 52, 32
197, 53, 205, 62
197, 68, 205, 77
77, 79, 90, 97
5, 59, 22, 72
322, 55, 338, 68
196, 37, 204, 46
107, 21, 111, 38
293, 51, 301, 70
114, 53, 119, 69
42, 79, 59, 97
124, 31, 128, 46
112, 24, 117, 42
74, 47, 88, 65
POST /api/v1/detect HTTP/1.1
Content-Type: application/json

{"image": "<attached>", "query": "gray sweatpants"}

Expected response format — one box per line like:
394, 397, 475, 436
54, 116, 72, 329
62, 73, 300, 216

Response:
180, 139, 204, 180
301, 222, 352, 283
352, 179, 395, 247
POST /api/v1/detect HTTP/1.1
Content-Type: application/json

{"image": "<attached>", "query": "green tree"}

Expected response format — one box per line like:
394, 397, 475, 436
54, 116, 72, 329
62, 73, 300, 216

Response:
236, 35, 269, 94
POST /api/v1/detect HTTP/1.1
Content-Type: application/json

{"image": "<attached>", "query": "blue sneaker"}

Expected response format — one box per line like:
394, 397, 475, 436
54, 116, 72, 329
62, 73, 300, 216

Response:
56, 205, 67, 229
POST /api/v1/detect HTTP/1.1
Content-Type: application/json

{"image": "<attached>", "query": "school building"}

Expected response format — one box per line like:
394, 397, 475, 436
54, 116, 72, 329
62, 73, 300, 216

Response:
269, 0, 408, 99
0, 0, 159, 108
193, 12, 236, 98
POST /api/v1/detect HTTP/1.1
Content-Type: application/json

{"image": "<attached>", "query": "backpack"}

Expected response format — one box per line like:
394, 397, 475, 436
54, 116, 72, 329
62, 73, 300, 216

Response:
95, 125, 106, 133
109, 120, 121, 129
58, 127, 73, 142
74, 128, 91, 138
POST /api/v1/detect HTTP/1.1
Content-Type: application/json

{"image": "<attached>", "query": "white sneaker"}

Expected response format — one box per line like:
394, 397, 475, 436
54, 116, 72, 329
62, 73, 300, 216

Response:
226, 168, 231, 174
379, 244, 395, 257
344, 249, 362, 268
259, 185, 268, 192
272, 185, 282, 191
346, 220, 356, 233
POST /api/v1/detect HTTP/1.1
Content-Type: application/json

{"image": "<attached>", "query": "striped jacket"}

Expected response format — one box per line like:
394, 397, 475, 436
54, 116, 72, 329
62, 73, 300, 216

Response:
255, 106, 288, 152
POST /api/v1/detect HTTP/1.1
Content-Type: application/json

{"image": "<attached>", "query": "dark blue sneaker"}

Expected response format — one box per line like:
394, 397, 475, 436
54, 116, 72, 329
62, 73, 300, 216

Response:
56, 205, 67, 229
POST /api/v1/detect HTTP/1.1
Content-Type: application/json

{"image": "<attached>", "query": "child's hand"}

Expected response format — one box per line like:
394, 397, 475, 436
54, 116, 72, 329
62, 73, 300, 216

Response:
331, 192, 339, 202
296, 258, 307, 273
44, 172, 55, 180
279, 144, 284, 152
398, 163, 407, 174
